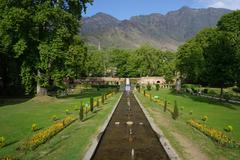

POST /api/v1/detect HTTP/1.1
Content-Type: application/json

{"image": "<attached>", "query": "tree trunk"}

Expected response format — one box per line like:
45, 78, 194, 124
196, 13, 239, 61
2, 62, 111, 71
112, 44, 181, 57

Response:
36, 70, 48, 96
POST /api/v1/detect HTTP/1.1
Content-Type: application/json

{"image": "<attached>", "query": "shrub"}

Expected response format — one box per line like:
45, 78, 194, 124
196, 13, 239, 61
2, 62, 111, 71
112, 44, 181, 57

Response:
32, 123, 38, 132
0, 136, 5, 148
65, 109, 70, 115
180, 106, 184, 111
79, 104, 84, 121
147, 83, 151, 91
224, 125, 233, 132
232, 87, 240, 93
189, 111, 193, 115
90, 97, 94, 112
74, 105, 79, 111
136, 83, 140, 92
208, 90, 217, 95
164, 100, 167, 112
203, 89, 208, 94
201, 115, 208, 122
143, 90, 146, 96
155, 84, 160, 91
52, 115, 58, 121
172, 101, 179, 120
101, 94, 105, 104
97, 99, 100, 107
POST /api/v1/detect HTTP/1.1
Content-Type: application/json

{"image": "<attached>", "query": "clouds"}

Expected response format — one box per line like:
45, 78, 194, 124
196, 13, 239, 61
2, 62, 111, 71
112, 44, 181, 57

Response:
196, 0, 240, 10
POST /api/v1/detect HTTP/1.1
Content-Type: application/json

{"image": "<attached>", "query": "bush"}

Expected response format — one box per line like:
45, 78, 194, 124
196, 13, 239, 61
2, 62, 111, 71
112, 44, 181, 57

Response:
224, 125, 233, 132
208, 90, 217, 95
203, 89, 208, 94
90, 97, 94, 112
32, 123, 38, 132
147, 83, 151, 91
201, 115, 208, 122
101, 94, 105, 104
164, 100, 167, 112
232, 87, 240, 93
52, 115, 58, 121
79, 104, 84, 121
155, 84, 160, 91
136, 83, 140, 92
65, 109, 70, 115
0, 136, 5, 148
186, 88, 193, 94
172, 101, 179, 120
189, 110, 193, 115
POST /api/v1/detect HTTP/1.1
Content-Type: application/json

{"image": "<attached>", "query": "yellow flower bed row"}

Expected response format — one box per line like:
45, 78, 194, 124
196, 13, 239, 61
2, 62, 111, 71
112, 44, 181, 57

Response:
23, 116, 76, 150
106, 92, 114, 99
187, 119, 238, 147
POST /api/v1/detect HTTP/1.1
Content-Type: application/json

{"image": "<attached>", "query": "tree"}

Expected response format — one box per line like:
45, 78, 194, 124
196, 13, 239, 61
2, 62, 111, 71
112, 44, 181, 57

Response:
217, 10, 240, 34
176, 39, 204, 83
203, 31, 238, 97
0, 0, 92, 96
217, 10, 240, 88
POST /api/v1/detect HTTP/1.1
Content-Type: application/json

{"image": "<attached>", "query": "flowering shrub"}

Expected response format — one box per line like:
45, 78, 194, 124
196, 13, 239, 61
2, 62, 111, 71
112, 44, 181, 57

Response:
0, 136, 5, 148
32, 123, 38, 132
187, 119, 237, 147
23, 116, 76, 150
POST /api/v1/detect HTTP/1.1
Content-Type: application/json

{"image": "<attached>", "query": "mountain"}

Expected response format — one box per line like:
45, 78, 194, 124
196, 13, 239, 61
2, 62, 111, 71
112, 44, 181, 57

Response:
80, 7, 232, 50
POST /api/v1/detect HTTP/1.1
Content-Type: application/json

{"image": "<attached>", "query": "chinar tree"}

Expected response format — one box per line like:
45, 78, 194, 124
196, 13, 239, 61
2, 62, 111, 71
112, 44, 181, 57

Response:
176, 10, 240, 97
217, 10, 240, 88
0, 0, 92, 95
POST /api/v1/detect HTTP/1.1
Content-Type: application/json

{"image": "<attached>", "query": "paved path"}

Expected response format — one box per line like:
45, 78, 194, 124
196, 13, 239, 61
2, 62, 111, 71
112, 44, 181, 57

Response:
91, 92, 169, 160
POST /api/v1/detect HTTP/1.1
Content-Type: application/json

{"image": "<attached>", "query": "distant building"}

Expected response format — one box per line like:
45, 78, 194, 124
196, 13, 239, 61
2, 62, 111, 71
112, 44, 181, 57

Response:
137, 77, 166, 85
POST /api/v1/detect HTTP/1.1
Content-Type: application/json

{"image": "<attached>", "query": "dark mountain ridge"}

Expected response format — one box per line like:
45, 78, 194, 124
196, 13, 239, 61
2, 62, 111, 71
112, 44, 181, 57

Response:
80, 7, 232, 50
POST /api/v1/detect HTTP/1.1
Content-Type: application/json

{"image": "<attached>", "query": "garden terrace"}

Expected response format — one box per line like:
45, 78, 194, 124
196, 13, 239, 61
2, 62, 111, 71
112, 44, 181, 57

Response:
0, 87, 121, 159
136, 89, 240, 159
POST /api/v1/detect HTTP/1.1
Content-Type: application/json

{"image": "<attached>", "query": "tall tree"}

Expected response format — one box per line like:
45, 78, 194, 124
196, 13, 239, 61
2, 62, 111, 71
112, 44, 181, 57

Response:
0, 0, 92, 95
217, 10, 240, 88
203, 31, 238, 96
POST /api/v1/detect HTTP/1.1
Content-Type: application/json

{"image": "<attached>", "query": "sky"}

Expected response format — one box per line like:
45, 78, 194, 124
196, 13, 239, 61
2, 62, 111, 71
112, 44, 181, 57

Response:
84, 0, 240, 20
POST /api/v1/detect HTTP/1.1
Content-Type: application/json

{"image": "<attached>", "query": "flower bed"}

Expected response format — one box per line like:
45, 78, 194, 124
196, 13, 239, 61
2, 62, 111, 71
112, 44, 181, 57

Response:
22, 116, 77, 150
187, 119, 238, 147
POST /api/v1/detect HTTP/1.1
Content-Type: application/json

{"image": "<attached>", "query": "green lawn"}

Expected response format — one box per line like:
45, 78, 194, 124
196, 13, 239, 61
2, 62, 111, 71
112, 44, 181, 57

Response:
0, 88, 121, 159
136, 89, 240, 159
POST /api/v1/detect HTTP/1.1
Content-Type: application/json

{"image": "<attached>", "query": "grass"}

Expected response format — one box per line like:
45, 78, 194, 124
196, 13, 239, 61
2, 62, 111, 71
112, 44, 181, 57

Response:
0, 88, 121, 159
136, 89, 240, 160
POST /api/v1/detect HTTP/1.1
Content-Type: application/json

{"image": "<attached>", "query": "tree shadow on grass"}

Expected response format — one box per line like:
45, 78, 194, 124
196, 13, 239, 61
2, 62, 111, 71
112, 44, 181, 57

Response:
58, 88, 109, 100
169, 90, 238, 110
3, 140, 19, 148
0, 98, 31, 107
83, 114, 96, 122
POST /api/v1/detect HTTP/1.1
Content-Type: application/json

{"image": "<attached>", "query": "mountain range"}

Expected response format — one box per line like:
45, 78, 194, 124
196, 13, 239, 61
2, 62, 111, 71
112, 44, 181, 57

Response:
80, 7, 232, 50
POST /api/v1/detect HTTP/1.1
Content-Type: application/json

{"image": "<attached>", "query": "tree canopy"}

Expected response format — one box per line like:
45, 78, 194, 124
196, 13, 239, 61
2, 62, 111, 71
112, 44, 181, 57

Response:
0, 0, 92, 96
176, 10, 240, 95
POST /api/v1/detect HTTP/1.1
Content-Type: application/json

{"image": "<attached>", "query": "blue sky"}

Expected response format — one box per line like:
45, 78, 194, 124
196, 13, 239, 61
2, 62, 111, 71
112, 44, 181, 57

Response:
84, 0, 240, 20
